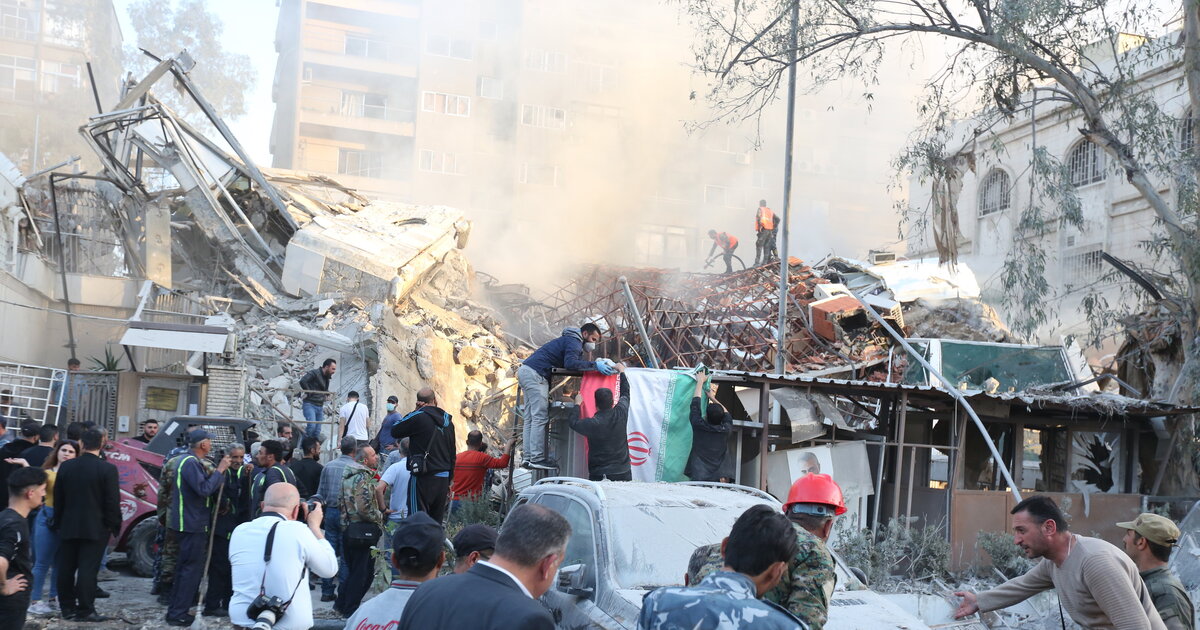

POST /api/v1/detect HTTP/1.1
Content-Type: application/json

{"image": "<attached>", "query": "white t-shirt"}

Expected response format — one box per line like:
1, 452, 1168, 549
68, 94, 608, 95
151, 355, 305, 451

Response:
342, 581, 420, 630
380, 457, 410, 521
338, 400, 369, 440
229, 515, 337, 630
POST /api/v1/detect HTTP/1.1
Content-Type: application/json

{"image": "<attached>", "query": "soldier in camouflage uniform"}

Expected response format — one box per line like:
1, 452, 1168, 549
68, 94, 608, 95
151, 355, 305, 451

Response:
642, 505, 806, 629
335, 445, 382, 617
151, 442, 192, 600
688, 473, 844, 630
1118, 513, 1195, 630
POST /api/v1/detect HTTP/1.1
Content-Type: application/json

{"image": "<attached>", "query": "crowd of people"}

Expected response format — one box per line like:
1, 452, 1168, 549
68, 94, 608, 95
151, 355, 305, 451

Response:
0, 334, 1194, 630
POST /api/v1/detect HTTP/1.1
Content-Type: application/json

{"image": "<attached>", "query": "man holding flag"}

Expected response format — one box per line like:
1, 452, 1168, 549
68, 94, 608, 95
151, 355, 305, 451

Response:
568, 363, 631, 481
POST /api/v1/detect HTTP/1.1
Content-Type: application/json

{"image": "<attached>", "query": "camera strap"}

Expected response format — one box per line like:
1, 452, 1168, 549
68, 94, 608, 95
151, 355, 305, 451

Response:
257, 520, 308, 614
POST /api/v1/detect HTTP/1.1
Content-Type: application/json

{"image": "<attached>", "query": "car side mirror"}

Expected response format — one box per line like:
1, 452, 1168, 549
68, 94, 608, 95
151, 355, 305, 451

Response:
557, 563, 593, 597
849, 566, 868, 587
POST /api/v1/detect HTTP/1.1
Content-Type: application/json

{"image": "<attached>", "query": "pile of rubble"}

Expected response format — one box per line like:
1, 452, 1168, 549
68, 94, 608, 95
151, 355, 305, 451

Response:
235, 249, 523, 447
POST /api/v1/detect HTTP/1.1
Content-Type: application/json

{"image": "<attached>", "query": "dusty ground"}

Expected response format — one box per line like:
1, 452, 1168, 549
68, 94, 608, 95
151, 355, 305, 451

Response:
22, 555, 346, 630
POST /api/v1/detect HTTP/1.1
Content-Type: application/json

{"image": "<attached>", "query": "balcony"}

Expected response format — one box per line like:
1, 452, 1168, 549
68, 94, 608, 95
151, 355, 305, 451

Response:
297, 94, 415, 137
300, 26, 418, 77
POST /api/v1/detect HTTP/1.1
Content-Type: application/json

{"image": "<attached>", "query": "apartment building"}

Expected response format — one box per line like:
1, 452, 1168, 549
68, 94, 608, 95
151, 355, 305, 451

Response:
905, 34, 1184, 343
271, 0, 794, 274
0, 0, 121, 171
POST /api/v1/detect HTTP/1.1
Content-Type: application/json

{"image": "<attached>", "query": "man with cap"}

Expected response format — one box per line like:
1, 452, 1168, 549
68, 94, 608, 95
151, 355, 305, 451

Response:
164, 430, 231, 626
1119, 513, 1194, 630
687, 472, 842, 629
452, 524, 497, 574
343, 512, 445, 630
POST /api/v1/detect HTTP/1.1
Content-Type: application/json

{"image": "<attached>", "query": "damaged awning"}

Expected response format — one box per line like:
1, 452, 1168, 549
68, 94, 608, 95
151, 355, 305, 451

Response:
120, 320, 232, 354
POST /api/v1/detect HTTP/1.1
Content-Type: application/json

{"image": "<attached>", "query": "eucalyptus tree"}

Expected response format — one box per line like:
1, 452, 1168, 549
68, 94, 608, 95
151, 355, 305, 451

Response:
679, 0, 1200, 493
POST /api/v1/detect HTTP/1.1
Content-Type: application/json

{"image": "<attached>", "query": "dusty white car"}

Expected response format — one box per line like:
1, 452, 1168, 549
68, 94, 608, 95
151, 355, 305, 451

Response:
514, 478, 983, 630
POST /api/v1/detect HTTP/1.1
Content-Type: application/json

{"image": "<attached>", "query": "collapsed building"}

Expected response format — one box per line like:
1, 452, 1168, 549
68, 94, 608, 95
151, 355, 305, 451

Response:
0, 52, 520, 448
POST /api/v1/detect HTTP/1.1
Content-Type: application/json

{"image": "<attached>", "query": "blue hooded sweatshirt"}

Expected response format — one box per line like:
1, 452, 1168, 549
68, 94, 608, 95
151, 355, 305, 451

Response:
522, 327, 598, 379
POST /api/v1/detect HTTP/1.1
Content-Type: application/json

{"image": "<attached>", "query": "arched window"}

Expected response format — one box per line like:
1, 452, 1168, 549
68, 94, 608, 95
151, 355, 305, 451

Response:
978, 169, 1011, 216
1067, 140, 1106, 187
1182, 109, 1195, 156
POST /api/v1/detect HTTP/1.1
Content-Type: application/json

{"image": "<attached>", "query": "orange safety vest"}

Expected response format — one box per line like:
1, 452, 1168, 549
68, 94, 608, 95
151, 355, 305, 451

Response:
756, 206, 776, 231
714, 232, 738, 250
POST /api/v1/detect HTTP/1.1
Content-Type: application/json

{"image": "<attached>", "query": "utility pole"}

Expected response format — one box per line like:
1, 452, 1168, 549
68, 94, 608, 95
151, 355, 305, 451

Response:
775, 0, 799, 376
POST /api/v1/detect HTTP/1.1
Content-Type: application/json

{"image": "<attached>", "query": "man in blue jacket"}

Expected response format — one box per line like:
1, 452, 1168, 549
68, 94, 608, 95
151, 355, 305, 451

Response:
165, 430, 230, 626
518, 323, 615, 469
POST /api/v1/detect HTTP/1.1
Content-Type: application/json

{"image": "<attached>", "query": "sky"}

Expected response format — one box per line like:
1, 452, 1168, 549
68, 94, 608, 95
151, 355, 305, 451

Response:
112, 0, 280, 164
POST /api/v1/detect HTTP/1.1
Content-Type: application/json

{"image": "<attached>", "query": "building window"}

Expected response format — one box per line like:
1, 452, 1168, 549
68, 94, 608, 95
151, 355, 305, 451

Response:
519, 162, 559, 186
978, 169, 1011, 216
478, 76, 503, 100
344, 34, 388, 60
340, 91, 395, 120
525, 49, 568, 73
337, 149, 384, 178
425, 34, 473, 60
634, 224, 691, 264
0, 1, 39, 41
704, 184, 731, 206
521, 104, 565, 129
421, 91, 471, 117
752, 170, 767, 188
1062, 246, 1104, 288
579, 62, 617, 92
1067, 140, 1105, 187
419, 149, 464, 175
0, 54, 35, 101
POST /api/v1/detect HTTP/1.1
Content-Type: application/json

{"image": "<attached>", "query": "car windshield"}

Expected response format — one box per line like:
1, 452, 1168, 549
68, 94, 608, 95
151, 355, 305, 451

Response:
606, 501, 763, 589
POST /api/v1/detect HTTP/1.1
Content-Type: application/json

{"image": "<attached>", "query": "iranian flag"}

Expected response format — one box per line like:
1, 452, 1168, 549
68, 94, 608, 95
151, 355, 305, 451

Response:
579, 367, 703, 482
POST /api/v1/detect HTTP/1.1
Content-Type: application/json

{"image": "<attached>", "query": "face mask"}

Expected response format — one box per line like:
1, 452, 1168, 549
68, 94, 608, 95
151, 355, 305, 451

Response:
584, 342, 597, 352
386, 403, 396, 412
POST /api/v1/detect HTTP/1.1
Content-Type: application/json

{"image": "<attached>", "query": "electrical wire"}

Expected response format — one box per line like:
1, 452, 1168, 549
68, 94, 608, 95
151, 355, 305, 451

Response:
0, 296, 132, 323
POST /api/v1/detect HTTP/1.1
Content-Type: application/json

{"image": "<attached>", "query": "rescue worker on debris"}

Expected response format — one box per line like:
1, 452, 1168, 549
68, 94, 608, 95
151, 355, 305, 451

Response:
643, 505, 805, 629
687, 472, 842, 630
1117, 513, 1195, 630
164, 430, 230, 626
953, 495, 1166, 630
517, 323, 616, 470
706, 230, 739, 274
567, 362, 631, 481
754, 200, 778, 266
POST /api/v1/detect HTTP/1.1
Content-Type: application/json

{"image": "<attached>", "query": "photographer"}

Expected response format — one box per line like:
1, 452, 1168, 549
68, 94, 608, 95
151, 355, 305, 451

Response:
229, 483, 336, 630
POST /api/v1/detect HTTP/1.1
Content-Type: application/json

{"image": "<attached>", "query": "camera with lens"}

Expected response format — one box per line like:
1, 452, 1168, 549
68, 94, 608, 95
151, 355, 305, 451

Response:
299, 494, 321, 520
247, 593, 288, 630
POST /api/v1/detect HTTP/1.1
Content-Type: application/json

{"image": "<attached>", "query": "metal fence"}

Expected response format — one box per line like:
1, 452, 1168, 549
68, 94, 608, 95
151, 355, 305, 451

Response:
0, 362, 119, 436
26, 183, 132, 277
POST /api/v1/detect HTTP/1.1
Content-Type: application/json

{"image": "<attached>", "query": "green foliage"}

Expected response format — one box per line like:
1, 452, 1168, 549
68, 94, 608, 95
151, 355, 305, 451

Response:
833, 517, 950, 590
124, 0, 255, 123
89, 347, 124, 372
978, 531, 1034, 578
447, 495, 504, 530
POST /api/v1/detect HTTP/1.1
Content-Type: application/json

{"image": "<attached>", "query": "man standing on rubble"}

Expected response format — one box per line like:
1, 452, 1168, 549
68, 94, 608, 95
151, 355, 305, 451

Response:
953, 495, 1166, 630
1118, 513, 1194, 630
299, 359, 337, 439
518, 323, 616, 470
389, 388, 456, 522
688, 472, 842, 629
753, 200, 778, 266
706, 230, 739, 274
568, 364, 632, 481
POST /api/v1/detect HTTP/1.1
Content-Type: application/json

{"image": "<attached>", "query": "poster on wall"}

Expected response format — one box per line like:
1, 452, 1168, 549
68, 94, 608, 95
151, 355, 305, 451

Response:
1069, 431, 1124, 494
766, 442, 873, 536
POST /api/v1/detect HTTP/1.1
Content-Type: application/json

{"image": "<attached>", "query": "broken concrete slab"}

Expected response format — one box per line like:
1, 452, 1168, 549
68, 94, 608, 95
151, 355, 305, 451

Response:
277, 319, 357, 353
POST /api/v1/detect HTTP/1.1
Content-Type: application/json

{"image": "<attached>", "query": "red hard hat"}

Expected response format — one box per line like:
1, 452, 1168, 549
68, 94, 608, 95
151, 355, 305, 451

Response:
783, 473, 846, 516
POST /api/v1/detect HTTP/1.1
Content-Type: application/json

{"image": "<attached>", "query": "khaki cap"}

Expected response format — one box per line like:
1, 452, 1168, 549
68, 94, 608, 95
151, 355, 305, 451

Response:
1116, 513, 1180, 547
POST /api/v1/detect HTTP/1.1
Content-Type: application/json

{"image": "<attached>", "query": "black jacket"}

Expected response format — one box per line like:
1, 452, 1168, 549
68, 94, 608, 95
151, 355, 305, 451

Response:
685, 397, 732, 482
390, 406, 456, 476
289, 457, 323, 499
399, 563, 553, 630
0, 438, 35, 508
52, 452, 121, 541
298, 368, 331, 405
569, 373, 631, 477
